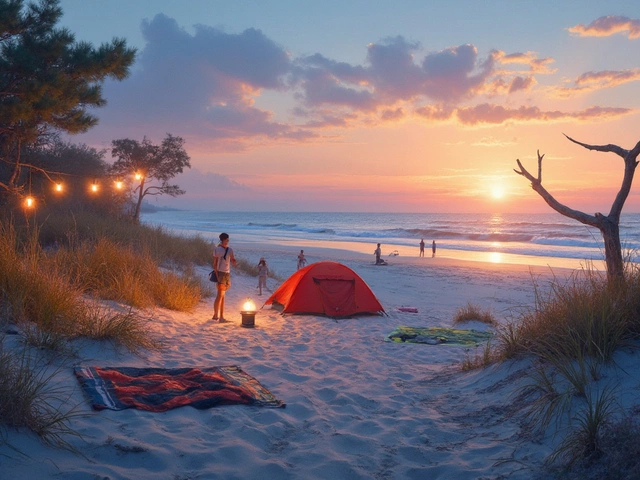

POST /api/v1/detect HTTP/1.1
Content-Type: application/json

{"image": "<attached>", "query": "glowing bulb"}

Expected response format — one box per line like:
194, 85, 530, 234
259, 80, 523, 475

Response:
55, 183, 63, 192
242, 299, 256, 312
91, 183, 98, 192
115, 180, 123, 189
135, 172, 143, 180
25, 196, 34, 208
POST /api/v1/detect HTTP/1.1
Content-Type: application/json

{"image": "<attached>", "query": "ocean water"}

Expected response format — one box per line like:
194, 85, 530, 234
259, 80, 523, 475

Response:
141, 210, 640, 265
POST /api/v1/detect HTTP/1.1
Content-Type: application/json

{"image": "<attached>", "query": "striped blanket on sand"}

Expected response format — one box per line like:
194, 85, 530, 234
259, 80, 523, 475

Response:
74, 366, 285, 412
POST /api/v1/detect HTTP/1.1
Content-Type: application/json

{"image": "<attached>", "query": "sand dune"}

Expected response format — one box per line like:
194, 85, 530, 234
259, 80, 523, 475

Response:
3, 244, 634, 479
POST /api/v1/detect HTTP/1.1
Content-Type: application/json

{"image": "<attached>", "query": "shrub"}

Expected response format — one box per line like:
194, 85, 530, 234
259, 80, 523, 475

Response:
453, 302, 497, 326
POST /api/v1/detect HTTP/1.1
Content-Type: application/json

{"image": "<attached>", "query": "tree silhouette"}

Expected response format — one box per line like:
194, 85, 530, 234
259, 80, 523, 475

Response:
110, 134, 191, 222
515, 135, 640, 282
0, 0, 135, 203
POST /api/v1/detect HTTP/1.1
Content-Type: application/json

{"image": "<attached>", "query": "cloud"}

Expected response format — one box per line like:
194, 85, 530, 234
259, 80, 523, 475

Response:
568, 15, 640, 39
97, 14, 316, 150
380, 107, 405, 121
82, 13, 637, 155
414, 104, 455, 121
550, 68, 640, 97
295, 38, 496, 111
494, 50, 556, 74
456, 104, 633, 126
471, 136, 517, 147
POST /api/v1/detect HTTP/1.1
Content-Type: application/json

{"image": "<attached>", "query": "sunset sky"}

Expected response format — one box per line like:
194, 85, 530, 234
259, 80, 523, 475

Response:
58, 0, 640, 213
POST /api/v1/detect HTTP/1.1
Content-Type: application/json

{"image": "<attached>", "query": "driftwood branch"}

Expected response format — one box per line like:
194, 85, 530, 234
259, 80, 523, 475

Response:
564, 133, 628, 159
514, 152, 599, 228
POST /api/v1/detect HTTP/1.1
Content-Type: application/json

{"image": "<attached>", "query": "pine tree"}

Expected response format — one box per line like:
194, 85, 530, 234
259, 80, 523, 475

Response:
0, 0, 135, 201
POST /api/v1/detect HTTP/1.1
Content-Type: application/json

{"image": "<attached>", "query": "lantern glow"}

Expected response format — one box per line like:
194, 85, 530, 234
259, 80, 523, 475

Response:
91, 183, 98, 192
241, 298, 257, 328
135, 172, 143, 180
115, 180, 123, 189
55, 182, 63, 192
25, 196, 34, 208
242, 299, 256, 312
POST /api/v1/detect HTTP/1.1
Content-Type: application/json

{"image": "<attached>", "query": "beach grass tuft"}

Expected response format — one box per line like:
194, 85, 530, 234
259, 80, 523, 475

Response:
0, 348, 82, 449
452, 302, 497, 326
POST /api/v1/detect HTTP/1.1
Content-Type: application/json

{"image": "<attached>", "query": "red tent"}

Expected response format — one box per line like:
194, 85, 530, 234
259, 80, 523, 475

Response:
264, 261, 385, 318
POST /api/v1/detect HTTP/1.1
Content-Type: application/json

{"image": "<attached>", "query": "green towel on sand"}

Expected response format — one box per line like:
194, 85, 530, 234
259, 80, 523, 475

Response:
386, 326, 493, 346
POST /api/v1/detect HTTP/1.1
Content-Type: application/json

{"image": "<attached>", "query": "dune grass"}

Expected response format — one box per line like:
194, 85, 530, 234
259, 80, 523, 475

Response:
452, 302, 497, 326
36, 209, 213, 268
0, 348, 81, 448
482, 265, 640, 472
48, 237, 204, 311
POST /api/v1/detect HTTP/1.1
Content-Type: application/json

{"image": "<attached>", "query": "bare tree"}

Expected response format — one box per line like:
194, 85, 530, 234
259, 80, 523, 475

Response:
514, 135, 640, 282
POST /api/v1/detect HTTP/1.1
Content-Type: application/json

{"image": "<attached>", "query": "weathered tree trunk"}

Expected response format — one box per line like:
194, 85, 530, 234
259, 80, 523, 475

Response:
598, 215, 623, 282
133, 177, 145, 223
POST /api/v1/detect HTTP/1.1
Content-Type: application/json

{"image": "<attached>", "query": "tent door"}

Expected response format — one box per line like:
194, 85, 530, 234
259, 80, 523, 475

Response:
312, 278, 356, 315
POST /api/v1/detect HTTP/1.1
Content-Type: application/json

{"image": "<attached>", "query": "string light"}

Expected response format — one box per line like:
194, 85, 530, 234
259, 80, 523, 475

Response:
14, 169, 144, 211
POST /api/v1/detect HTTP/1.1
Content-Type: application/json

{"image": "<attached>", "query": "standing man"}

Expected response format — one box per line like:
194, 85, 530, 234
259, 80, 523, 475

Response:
432, 240, 436, 257
297, 250, 307, 270
374, 243, 382, 264
212, 232, 237, 322
419, 238, 425, 257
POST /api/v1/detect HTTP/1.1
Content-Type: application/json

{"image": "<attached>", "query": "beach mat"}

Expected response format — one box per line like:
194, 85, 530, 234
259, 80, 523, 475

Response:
386, 326, 492, 346
75, 365, 285, 412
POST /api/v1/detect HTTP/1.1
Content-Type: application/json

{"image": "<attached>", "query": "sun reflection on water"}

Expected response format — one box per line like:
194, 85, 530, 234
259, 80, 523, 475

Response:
489, 252, 502, 263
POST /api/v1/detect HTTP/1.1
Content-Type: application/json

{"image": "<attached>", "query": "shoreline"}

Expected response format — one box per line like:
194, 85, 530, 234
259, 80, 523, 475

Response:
232, 236, 590, 277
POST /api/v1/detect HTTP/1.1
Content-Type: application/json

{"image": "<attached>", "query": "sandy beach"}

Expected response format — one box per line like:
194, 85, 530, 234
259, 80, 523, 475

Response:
2, 243, 638, 479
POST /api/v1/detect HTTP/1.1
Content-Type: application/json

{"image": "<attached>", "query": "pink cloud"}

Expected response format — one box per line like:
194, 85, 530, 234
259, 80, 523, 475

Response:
493, 50, 556, 74
568, 15, 640, 39
549, 68, 640, 97
455, 104, 633, 126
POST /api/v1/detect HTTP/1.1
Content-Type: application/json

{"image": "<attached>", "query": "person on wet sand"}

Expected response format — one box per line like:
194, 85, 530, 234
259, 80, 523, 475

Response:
432, 240, 437, 257
297, 250, 307, 270
212, 233, 237, 322
257, 257, 269, 296
374, 243, 382, 264
419, 238, 425, 257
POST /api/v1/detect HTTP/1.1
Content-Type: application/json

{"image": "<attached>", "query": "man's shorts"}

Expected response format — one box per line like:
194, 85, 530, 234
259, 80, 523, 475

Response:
217, 272, 231, 289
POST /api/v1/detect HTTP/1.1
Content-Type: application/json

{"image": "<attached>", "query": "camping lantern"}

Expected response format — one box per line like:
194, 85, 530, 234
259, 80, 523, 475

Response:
241, 298, 257, 328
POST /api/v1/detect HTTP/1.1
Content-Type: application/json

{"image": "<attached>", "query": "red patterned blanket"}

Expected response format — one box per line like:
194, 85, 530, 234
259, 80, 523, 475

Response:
75, 366, 285, 412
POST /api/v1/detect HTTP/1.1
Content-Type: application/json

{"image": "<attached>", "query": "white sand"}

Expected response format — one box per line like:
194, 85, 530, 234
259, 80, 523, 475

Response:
2, 244, 639, 479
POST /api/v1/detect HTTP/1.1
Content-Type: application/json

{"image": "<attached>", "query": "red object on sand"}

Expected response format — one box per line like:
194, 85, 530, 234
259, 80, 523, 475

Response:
398, 307, 419, 313
264, 261, 385, 317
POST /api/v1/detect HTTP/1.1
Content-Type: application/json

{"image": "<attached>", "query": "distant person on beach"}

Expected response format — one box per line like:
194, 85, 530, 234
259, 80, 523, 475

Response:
419, 238, 425, 257
374, 243, 382, 264
212, 232, 237, 322
432, 240, 436, 257
257, 257, 269, 296
297, 250, 307, 270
